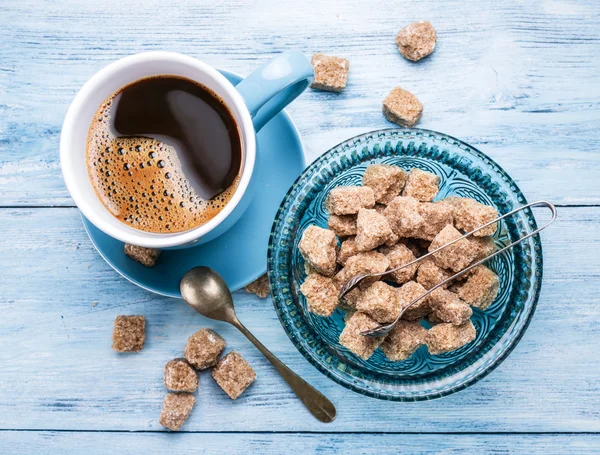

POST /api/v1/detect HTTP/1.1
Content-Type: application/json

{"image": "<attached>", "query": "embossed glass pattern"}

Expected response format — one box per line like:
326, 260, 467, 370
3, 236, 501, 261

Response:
268, 129, 543, 401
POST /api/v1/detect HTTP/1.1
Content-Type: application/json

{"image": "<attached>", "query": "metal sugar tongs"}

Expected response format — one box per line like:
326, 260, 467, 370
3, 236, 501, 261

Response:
338, 201, 557, 337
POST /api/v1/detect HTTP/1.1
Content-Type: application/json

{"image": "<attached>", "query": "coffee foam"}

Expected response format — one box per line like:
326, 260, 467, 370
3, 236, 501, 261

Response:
86, 96, 240, 233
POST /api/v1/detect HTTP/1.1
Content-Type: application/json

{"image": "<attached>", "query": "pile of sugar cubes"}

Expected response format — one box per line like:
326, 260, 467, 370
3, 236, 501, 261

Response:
299, 164, 500, 361
111, 321, 256, 431
159, 328, 257, 430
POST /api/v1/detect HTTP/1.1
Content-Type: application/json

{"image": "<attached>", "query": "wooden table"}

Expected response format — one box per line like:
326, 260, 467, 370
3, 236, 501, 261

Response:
2, 0, 599, 453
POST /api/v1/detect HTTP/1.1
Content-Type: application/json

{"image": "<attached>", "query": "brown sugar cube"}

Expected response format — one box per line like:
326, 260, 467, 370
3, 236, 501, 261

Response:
159, 393, 196, 431
310, 53, 350, 93
470, 236, 496, 262
212, 351, 257, 400
382, 87, 423, 128
245, 274, 270, 299
396, 20, 437, 62
184, 328, 226, 370
339, 286, 362, 311
124, 244, 161, 267
335, 251, 390, 290
417, 258, 453, 290
380, 243, 418, 284
453, 198, 499, 237
381, 321, 428, 361
112, 315, 145, 352
418, 202, 454, 240
428, 288, 472, 326
426, 321, 476, 355
339, 312, 385, 360
325, 186, 375, 215
398, 281, 431, 320
454, 265, 499, 310
429, 225, 478, 272
337, 236, 360, 266
383, 196, 424, 238
298, 225, 338, 277
356, 281, 401, 323
402, 168, 440, 202
164, 359, 198, 393
362, 164, 408, 204
355, 208, 394, 252
300, 273, 339, 317
328, 214, 357, 237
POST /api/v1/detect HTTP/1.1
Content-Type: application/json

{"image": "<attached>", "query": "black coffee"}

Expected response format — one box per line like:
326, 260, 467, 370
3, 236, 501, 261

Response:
86, 76, 242, 233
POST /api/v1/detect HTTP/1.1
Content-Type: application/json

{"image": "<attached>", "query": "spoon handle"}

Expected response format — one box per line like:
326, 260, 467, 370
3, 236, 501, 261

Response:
233, 319, 336, 423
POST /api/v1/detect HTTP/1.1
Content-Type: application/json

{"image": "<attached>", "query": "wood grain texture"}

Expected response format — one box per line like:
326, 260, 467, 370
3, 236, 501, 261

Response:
1, 432, 600, 455
1, 0, 599, 205
1, 0, 599, 450
0, 206, 597, 433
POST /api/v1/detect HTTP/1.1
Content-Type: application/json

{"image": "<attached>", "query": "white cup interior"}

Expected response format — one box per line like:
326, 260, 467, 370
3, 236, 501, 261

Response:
60, 52, 255, 248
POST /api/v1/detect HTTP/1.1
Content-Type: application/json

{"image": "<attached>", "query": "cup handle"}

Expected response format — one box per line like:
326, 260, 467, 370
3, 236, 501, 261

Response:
235, 51, 313, 132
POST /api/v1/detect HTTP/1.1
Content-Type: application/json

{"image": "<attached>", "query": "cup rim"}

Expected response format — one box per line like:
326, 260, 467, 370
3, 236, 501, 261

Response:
60, 51, 256, 248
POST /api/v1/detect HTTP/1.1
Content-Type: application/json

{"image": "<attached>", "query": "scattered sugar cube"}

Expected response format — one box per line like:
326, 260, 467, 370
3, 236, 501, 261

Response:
383, 196, 424, 238
470, 236, 496, 262
355, 208, 393, 252
300, 273, 339, 317
381, 321, 428, 361
396, 20, 437, 62
417, 258, 453, 290
429, 224, 478, 272
426, 321, 476, 355
245, 273, 270, 299
418, 202, 454, 240
356, 281, 401, 323
362, 164, 408, 204
454, 265, 499, 310
124, 244, 161, 267
335, 251, 390, 289
325, 186, 375, 215
398, 281, 431, 320
382, 87, 423, 128
164, 359, 198, 393
328, 214, 357, 237
380, 243, 418, 284
337, 236, 360, 266
112, 315, 145, 352
159, 393, 196, 431
310, 53, 350, 93
452, 198, 499, 237
402, 168, 440, 202
428, 288, 472, 325
212, 351, 257, 400
298, 225, 338, 277
184, 328, 226, 370
339, 312, 385, 360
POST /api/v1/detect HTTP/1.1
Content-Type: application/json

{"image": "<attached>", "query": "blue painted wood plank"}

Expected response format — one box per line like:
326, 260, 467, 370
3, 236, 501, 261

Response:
0, 206, 597, 432
0, 0, 599, 205
1, 432, 600, 454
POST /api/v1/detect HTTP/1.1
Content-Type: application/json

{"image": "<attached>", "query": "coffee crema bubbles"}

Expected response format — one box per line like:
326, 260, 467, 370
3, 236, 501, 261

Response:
86, 76, 242, 234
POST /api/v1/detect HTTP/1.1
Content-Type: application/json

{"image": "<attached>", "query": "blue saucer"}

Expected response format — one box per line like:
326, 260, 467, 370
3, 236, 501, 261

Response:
82, 69, 306, 297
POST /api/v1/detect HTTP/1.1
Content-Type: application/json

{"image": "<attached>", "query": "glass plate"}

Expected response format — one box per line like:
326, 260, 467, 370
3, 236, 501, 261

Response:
267, 128, 543, 401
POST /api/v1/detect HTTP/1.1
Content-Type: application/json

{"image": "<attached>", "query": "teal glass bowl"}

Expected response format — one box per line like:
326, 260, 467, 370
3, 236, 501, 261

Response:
267, 128, 543, 401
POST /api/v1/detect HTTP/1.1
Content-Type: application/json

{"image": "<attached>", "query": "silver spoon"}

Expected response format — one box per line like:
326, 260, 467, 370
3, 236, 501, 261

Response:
180, 266, 336, 423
